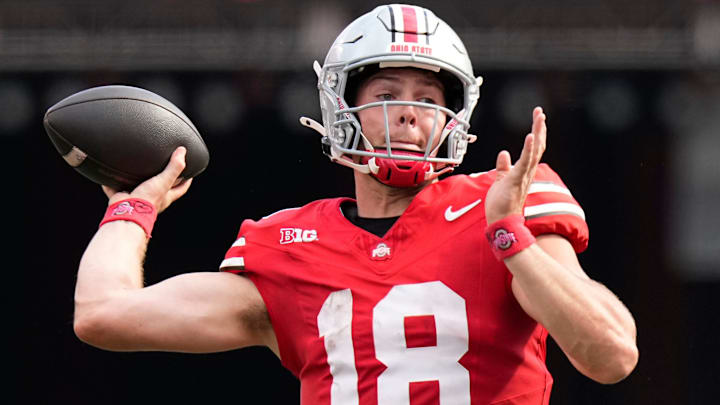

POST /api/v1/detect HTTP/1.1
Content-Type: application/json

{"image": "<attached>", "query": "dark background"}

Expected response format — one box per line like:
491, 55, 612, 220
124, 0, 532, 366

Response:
12, 0, 719, 403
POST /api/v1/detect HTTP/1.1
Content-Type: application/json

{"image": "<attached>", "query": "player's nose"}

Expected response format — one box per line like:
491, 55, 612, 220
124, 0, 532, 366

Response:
394, 104, 417, 128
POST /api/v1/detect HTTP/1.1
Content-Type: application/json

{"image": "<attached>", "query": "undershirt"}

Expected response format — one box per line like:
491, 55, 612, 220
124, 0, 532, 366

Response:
340, 201, 399, 238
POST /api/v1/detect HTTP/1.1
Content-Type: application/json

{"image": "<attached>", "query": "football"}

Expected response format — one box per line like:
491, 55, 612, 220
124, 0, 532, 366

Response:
43, 85, 209, 191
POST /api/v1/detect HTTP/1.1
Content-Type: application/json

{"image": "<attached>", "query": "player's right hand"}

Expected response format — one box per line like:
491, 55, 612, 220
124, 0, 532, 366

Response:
484, 107, 547, 225
102, 146, 193, 214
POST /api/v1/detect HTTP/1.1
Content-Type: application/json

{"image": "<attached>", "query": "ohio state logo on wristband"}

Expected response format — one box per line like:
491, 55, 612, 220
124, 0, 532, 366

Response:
485, 214, 536, 261
491, 228, 518, 250
111, 200, 153, 216
99, 198, 157, 238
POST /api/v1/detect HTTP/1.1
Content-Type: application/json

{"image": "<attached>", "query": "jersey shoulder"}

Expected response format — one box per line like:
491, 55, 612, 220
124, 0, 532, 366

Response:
424, 170, 494, 202
243, 197, 346, 231
219, 197, 348, 272
444, 164, 589, 252
442, 163, 572, 191
525, 163, 589, 252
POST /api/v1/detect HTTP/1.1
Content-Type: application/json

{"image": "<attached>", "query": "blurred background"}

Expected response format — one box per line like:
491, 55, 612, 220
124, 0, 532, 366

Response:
13, 0, 719, 403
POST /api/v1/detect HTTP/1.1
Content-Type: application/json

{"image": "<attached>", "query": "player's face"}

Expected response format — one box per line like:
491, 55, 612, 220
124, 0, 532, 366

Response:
355, 68, 447, 156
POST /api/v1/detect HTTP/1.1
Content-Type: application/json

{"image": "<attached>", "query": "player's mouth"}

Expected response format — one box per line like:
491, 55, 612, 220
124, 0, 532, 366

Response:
372, 148, 428, 169
375, 143, 425, 154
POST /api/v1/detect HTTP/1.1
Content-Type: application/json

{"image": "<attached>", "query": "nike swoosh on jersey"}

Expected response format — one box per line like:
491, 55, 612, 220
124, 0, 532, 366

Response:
444, 198, 483, 222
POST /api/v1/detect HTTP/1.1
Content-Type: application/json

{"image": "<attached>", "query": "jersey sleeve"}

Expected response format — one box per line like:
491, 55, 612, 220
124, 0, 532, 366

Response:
219, 222, 250, 274
524, 163, 589, 253
217, 217, 305, 375
218, 206, 302, 273
215, 205, 318, 377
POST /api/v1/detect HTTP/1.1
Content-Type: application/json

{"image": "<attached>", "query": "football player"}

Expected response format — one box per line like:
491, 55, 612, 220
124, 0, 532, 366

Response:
73, 4, 638, 404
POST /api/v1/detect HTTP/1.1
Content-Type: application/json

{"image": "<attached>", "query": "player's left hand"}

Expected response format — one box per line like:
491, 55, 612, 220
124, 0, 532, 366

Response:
485, 106, 547, 224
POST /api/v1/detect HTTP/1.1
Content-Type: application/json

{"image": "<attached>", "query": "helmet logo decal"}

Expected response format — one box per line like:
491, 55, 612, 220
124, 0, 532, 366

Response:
387, 5, 433, 55
336, 97, 351, 120
389, 43, 432, 56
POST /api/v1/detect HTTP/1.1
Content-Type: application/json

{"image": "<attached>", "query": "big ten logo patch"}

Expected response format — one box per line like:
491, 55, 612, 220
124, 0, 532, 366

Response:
279, 228, 318, 244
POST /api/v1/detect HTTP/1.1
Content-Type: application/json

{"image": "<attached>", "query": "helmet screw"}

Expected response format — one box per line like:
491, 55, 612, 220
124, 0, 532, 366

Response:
326, 72, 339, 89
333, 127, 346, 143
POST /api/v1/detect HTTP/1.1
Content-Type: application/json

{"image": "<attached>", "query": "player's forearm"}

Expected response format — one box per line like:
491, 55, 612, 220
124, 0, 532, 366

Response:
74, 221, 147, 332
506, 244, 638, 383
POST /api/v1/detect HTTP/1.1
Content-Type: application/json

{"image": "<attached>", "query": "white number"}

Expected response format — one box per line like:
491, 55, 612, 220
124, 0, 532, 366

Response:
374, 281, 470, 404
317, 282, 470, 404
317, 289, 359, 404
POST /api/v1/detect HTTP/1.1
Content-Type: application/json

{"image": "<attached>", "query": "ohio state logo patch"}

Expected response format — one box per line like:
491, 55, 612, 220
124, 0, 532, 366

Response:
371, 242, 392, 260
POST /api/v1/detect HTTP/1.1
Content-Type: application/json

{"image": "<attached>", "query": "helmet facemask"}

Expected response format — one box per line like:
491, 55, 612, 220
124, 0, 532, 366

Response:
300, 4, 482, 187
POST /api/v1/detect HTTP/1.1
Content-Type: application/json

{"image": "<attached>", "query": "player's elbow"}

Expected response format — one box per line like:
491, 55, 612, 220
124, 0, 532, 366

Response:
73, 299, 120, 350
73, 305, 102, 347
585, 339, 639, 384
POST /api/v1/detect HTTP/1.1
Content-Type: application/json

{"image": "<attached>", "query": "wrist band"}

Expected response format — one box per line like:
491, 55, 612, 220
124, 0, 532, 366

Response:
99, 198, 157, 238
485, 214, 536, 261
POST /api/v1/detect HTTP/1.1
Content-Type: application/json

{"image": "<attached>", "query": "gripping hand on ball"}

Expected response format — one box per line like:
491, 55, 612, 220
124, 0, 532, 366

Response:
485, 107, 547, 225
102, 147, 192, 214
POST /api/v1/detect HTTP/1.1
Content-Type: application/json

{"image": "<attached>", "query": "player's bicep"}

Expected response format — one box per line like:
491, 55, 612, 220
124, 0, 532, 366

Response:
79, 271, 276, 354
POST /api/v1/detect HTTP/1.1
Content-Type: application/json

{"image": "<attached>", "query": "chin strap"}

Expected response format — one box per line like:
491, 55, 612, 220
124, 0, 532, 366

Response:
300, 116, 326, 136
364, 155, 431, 187
363, 152, 454, 188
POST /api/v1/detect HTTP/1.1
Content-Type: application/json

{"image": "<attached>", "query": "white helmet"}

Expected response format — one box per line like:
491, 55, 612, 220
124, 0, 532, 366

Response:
301, 4, 483, 187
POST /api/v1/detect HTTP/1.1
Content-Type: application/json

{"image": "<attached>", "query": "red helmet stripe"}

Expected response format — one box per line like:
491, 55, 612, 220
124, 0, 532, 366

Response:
401, 6, 418, 43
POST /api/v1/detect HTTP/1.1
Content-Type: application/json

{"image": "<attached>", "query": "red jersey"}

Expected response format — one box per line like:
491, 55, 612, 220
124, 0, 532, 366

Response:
221, 164, 588, 405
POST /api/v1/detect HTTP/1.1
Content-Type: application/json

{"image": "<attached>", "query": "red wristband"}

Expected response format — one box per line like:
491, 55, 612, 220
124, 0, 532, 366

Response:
485, 214, 536, 261
99, 198, 157, 238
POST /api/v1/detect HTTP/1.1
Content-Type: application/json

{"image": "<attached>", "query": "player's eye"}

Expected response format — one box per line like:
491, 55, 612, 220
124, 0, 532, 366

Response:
418, 97, 436, 104
377, 93, 393, 101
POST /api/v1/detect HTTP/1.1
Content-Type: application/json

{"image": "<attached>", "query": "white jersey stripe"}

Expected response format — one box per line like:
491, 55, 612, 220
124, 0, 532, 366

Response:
231, 237, 246, 247
220, 257, 245, 269
528, 182, 572, 196
524, 202, 586, 221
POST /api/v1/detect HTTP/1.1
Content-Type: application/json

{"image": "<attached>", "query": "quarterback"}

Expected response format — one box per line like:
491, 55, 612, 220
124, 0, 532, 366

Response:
73, 4, 638, 404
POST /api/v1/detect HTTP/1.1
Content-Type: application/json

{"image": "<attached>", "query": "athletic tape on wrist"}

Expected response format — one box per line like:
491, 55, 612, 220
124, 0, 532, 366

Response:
485, 214, 536, 261
99, 198, 157, 238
